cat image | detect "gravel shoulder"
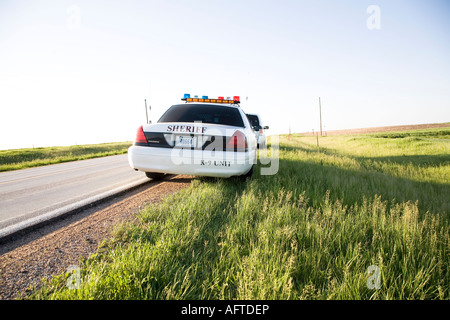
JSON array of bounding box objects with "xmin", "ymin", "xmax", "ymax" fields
[{"xmin": 0, "ymin": 175, "xmax": 192, "ymax": 300}]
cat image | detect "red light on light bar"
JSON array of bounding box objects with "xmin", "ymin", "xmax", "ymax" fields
[
  {"xmin": 218, "ymin": 96, "xmax": 224, "ymax": 100},
  {"xmin": 233, "ymin": 96, "xmax": 240, "ymax": 102}
]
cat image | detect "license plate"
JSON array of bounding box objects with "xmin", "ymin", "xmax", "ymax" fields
[{"xmin": 175, "ymin": 135, "xmax": 197, "ymax": 148}]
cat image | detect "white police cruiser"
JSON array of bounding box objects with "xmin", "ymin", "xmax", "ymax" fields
[{"xmin": 128, "ymin": 94, "xmax": 257, "ymax": 180}]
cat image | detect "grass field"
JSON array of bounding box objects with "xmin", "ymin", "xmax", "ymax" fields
[
  {"xmin": 30, "ymin": 128, "xmax": 449, "ymax": 300},
  {"xmin": 0, "ymin": 142, "xmax": 132, "ymax": 172}
]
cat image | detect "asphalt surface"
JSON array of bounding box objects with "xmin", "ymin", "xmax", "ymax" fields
[{"xmin": 0, "ymin": 154, "xmax": 149, "ymax": 239}]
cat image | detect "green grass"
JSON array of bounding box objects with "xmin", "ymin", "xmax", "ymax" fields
[
  {"xmin": 29, "ymin": 128, "xmax": 449, "ymax": 300},
  {"xmin": 0, "ymin": 142, "xmax": 132, "ymax": 172}
]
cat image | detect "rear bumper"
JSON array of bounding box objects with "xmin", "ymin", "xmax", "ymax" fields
[
  {"xmin": 128, "ymin": 146, "xmax": 256, "ymax": 178},
  {"xmin": 257, "ymin": 135, "xmax": 266, "ymax": 147}
]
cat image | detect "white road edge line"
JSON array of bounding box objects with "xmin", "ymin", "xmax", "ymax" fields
[{"xmin": 0, "ymin": 177, "xmax": 150, "ymax": 240}]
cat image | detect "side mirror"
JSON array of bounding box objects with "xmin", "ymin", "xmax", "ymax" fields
[{"xmin": 263, "ymin": 126, "xmax": 269, "ymax": 130}]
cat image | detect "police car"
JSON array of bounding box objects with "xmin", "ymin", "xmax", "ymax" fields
[
  {"xmin": 128, "ymin": 94, "xmax": 257, "ymax": 180},
  {"xmin": 246, "ymin": 113, "xmax": 269, "ymax": 149}
]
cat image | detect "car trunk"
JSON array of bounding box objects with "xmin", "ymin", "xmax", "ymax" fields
[{"xmin": 137, "ymin": 123, "xmax": 247, "ymax": 152}]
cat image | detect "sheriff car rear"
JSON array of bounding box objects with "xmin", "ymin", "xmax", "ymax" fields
[{"xmin": 128, "ymin": 95, "xmax": 257, "ymax": 179}]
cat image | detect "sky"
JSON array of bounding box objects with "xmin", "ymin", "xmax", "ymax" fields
[{"xmin": 0, "ymin": 0, "xmax": 449, "ymax": 150}]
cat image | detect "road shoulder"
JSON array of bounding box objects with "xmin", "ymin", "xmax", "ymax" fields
[{"xmin": 0, "ymin": 175, "xmax": 192, "ymax": 300}]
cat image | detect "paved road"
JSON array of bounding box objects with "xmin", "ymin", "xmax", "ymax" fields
[{"xmin": 0, "ymin": 154, "xmax": 149, "ymax": 238}]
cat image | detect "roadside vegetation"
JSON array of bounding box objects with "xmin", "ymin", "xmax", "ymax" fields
[
  {"xmin": 30, "ymin": 128, "xmax": 449, "ymax": 299},
  {"xmin": 0, "ymin": 142, "xmax": 132, "ymax": 172}
]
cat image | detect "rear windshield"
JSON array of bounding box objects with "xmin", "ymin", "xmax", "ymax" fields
[
  {"xmin": 158, "ymin": 104, "xmax": 245, "ymax": 127},
  {"xmin": 246, "ymin": 114, "xmax": 260, "ymax": 127}
]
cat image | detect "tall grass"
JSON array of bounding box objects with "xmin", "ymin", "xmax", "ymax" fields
[
  {"xmin": 30, "ymin": 129, "xmax": 449, "ymax": 300},
  {"xmin": 0, "ymin": 142, "xmax": 132, "ymax": 172}
]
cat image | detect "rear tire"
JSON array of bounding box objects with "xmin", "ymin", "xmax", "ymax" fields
[
  {"xmin": 239, "ymin": 165, "xmax": 255, "ymax": 181},
  {"xmin": 145, "ymin": 172, "xmax": 165, "ymax": 180}
]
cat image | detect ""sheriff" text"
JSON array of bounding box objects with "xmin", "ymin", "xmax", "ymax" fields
[{"xmin": 167, "ymin": 125, "xmax": 207, "ymax": 133}]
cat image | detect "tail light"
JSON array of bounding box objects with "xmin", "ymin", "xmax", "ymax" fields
[
  {"xmin": 226, "ymin": 130, "xmax": 247, "ymax": 152},
  {"xmin": 134, "ymin": 126, "xmax": 148, "ymax": 144}
]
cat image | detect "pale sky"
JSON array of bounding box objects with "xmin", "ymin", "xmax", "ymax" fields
[{"xmin": 1, "ymin": 0, "xmax": 449, "ymax": 150}]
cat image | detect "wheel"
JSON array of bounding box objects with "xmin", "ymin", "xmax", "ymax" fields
[
  {"xmin": 239, "ymin": 165, "xmax": 255, "ymax": 181},
  {"xmin": 145, "ymin": 172, "xmax": 165, "ymax": 180}
]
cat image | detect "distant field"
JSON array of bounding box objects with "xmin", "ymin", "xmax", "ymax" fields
[
  {"xmin": 31, "ymin": 127, "xmax": 449, "ymax": 300},
  {"xmin": 301, "ymin": 122, "xmax": 450, "ymax": 136},
  {"xmin": 0, "ymin": 142, "xmax": 132, "ymax": 172}
]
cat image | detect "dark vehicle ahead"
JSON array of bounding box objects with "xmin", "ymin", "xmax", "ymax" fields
[{"xmin": 246, "ymin": 113, "xmax": 269, "ymax": 148}]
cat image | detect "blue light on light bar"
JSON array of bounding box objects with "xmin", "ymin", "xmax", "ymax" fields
[
  {"xmin": 202, "ymin": 95, "xmax": 208, "ymax": 99},
  {"xmin": 183, "ymin": 93, "xmax": 190, "ymax": 99}
]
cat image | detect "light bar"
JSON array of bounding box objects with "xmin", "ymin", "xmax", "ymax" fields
[{"xmin": 182, "ymin": 94, "xmax": 240, "ymax": 104}]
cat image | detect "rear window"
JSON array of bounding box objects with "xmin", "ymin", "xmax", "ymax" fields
[
  {"xmin": 246, "ymin": 114, "xmax": 260, "ymax": 127},
  {"xmin": 158, "ymin": 104, "xmax": 245, "ymax": 127}
]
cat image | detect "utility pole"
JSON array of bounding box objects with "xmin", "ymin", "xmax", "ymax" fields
[
  {"xmin": 319, "ymin": 97, "xmax": 323, "ymax": 137},
  {"xmin": 145, "ymin": 99, "xmax": 149, "ymax": 124}
]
